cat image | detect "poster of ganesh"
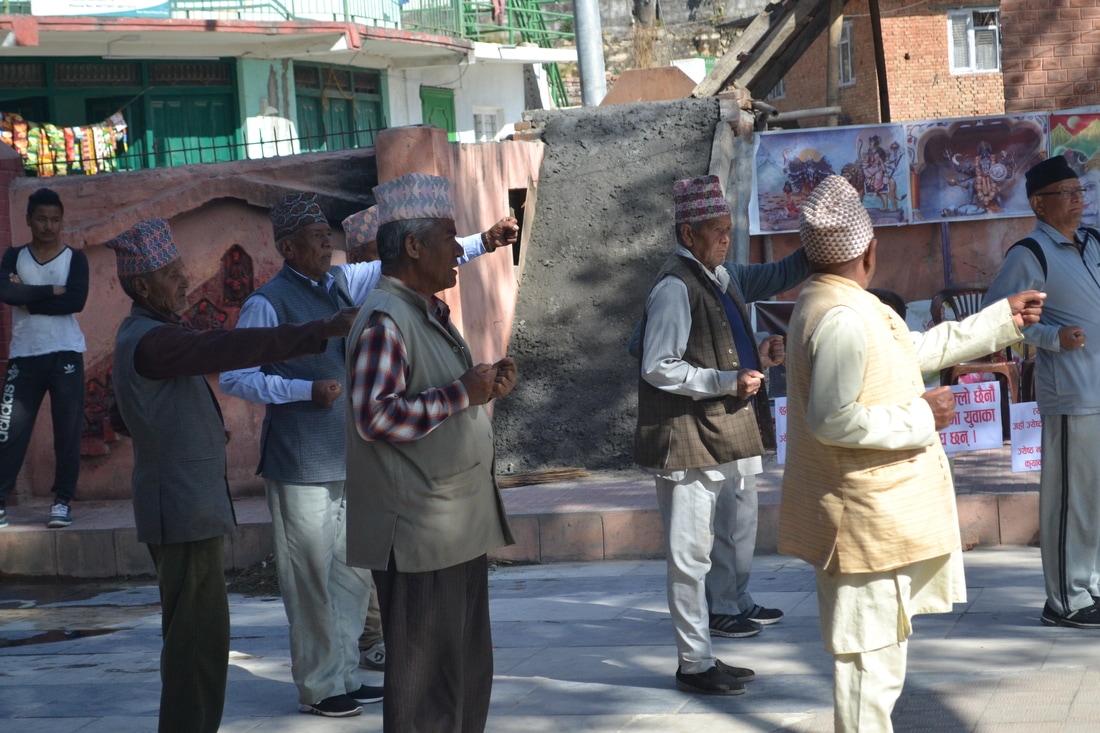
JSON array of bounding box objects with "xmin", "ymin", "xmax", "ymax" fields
[
  {"xmin": 750, "ymin": 123, "xmax": 910, "ymax": 234},
  {"xmin": 906, "ymin": 114, "xmax": 1048, "ymax": 224}
]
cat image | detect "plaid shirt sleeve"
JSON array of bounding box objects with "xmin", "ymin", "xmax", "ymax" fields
[{"xmin": 349, "ymin": 312, "xmax": 470, "ymax": 442}]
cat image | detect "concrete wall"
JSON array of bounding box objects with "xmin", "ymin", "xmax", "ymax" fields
[
  {"xmin": 1, "ymin": 132, "xmax": 542, "ymax": 504},
  {"xmin": 388, "ymin": 64, "xmax": 529, "ymax": 141},
  {"xmin": 495, "ymin": 97, "xmax": 722, "ymax": 472}
]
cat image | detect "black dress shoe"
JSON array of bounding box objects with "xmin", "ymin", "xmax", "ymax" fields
[
  {"xmin": 1041, "ymin": 601, "xmax": 1100, "ymax": 629},
  {"xmin": 675, "ymin": 664, "xmax": 746, "ymax": 695}
]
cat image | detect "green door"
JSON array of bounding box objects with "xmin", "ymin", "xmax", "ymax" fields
[
  {"xmin": 419, "ymin": 87, "xmax": 456, "ymax": 142},
  {"xmin": 149, "ymin": 94, "xmax": 235, "ymax": 168}
]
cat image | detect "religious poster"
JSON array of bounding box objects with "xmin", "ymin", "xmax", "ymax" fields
[
  {"xmin": 1009, "ymin": 401, "xmax": 1043, "ymax": 473},
  {"xmin": 937, "ymin": 382, "xmax": 1003, "ymax": 455},
  {"xmin": 750, "ymin": 123, "xmax": 911, "ymax": 234},
  {"xmin": 1049, "ymin": 109, "xmax": 1100, "ymax": 228},
  {"xmin": 906, "ymin": 114, "xmax": 1048, "ymax": 223}
]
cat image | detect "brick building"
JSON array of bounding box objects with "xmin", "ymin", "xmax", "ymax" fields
[
  {"xmin": 770, "ymin": 0, "xmax": 1006, "ymax": 125},
  {"xmin": 768, "ymin": 0, "xmax": 1100, "ymax": 126}
]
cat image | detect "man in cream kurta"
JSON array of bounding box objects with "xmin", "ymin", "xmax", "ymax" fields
[{"xmin": 778, "ymin": 176, "xmax": 1046, "ymax": 733}]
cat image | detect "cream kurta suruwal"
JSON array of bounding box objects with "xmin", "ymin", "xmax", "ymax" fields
[{"xmin": 778, "ymin": 274, "xmax": 1021, "ymax": 574}]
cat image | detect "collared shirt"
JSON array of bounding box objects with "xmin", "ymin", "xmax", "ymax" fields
[
  {"xmin": 219, "ymin": 233, "xmax": 485, "ymax": 404},
  {"xmin": 349, "ymin": 295, "xmax": 469, "ymax": 442},
  {"xmin": 640, "ymin": 246, "xmax": 762, "ymax": 480}
]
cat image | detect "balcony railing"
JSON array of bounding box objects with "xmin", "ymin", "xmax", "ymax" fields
[{"xmin": 0, "ymin": 0, "xmax": 576, "ymax": 42}]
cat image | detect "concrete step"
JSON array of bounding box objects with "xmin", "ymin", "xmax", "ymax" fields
[{"xmin": 0, "ymin": 447, "xmax": 1040, "ymax": 579}]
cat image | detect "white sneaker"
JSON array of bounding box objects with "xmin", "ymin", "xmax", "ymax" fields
[{"xmin": 358, "ymin": 639, "xmax": 385, "ymax": 670}]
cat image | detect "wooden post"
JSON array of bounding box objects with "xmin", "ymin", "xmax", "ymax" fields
[{"xmin": 825, "ymin": 0, "xmax": 843, "ymax": 126}]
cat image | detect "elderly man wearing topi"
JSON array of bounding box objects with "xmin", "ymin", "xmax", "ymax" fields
[
  {"xmin": 345, "ymin": 172, "xmax": 517, "ymax": 733},
  {"xmin": 986, "ymin": 155, "xmax": 1100, "ymax": 629},
  {"xmin": 106, "ymin": 219, "xmax": 358, "ymax": 733},
  {"xmin": 634, "ymin": 174, "xmax": 775, "ymax": 696},
  {"xmin": 778, "ymin": 175, "xmax": 1045, "ymax": 732}
]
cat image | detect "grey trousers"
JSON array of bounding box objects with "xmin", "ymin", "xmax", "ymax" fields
[
  {"xmin": 266, "ymin": 479, "xmax": 372, "ymax": 704},
  {"xmin": 1040, "ymin": 413, "xmax": 1100, "ymax": 615},
  {"xmin": 706, "ymin": 473, "xmax": 758, "ymax": 616}
]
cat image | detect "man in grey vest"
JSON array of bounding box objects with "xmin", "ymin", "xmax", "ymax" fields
[
  {"xmin": 345, "ymin": 173, "xmax": 516, "ymax": 733},
  {"xmin": 106, "ymin": 218, "xmax": 357, "ymax": 733},
  {"xmin": 219, "ymin": 192, "xmax": 516, "ymax": 717},
  {"xmin": 635, "ymin": 175, "xmax": 770, "ymax": 696}
]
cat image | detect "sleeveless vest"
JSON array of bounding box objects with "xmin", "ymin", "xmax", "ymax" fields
[
  {"xmin": 113, "ymin": 307, "xmax": 236, "ymax": 545},
  {"xmin": 251, "ymin": 265, "xmax": 352, "ymax": 483},
  {"xmin": 345, "ymin": 277, "xmax": 513, "ymax": 573},
  {"xmin": 634, "ymin": 254, "xmax": 771, "ymax": 470},
  {"xmin": 778, "ymin": 274, "xmax": 958, "ymax": 573}
]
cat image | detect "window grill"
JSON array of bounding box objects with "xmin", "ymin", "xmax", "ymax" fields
[
  {"xmin": 0, "ymin": 62, "xmax": 46, "ymax": 88},
  {"xmin": 54, "ymin": 63, "xmax": 141, "ymax": 87},
  {"xmin": 149, "ymin": 61, "xmax": 232, "ymax": 86}
]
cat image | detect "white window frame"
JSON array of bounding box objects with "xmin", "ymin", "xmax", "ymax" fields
[
  {"xmin": 766, "ymin": 78, "xmax": 786, "ymax": 101},
  {"xmin": 948, "ymin": 8, "xmax": 1001, "ymax": 75},
  {"xmin": 838, "ymin": 21, "xmax": 855, "ymax": 87},
  {"xmin": 473, "ymin": 107, "xmax": 502, "ymax": 143}
]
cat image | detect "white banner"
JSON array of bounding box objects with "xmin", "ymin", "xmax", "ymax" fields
[
  {"xmin": 774, "ymin": 397, "xmax": 787, "ymax": 465},
  {"xmin": 30, "ymin": 0, "xmax": 169, "ymax": 17},
  {"xmin": 937, "ymin": 381, "xmax": 1002, "ymax": 455},
  {"xmin": 1009, "ymin": 401, "xmax": 1043, "ymax": 472}
]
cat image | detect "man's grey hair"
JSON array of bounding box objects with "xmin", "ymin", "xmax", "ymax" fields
[{"xmin": 377, "ymin": 218, "xmax": 440, "ymax": 265}]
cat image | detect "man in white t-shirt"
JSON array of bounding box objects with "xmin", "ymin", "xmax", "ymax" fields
[{"xmin": 0, "ymin": 188, "xmax": 88, "ymax": 529}]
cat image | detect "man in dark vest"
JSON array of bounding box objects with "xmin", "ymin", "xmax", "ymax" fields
[
  {"xmin": 635, "ymin": 174, "xmax": 769, "ymax": 696},
  {"xmin": 107, "ymin": 218, "xmax": 357, "ymax": 733},
  {"xmin": 345, "ymin": 173, "xmax": 516, "ymax": 733},
  {"xmin": 219, "ymin": 192, "xmax": 517, "ymax": 717}
]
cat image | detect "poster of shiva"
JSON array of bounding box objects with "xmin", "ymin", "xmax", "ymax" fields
[
  {"xmin": 906, "ymin": 114, "xmax": 1047, "ymax": 223},
  {"xmin": 1049, "ymin": 109, "xmax": 1100, "ymax": 228},
  {"xmin": 750, "ymin": 124, "xmax": 910, "ymax": 234}
]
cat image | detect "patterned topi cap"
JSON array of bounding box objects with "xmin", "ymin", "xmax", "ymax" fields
[
  {"xmin": 270, "ymin": 192, "xmax": 329, "ymax": 243},
  {"xmin": 373, "ymin": 173, "xmax": 454, "ymax": 227},
  {"xmin": 798, "ymin": 175, "xmax": 874, "ymax": 265},
  {"xmin": 673, "ymin": 175, "xmax": 731, "ymax": 226},
  {"xmin": 104, "ymin": 219, "xmax": 181, "ymax": 278},
  {"xmin": 1025, "ymin": 155, "xmax": 1078, "ymax": 197},
  {"xmin": 342, "ymin": 205, "xmax": 379, "ymax": 252}
]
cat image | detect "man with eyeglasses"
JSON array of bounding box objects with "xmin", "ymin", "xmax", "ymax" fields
[{"xmin": 987, "ymin": 155, "xmax": 1100, "ymax": 629}]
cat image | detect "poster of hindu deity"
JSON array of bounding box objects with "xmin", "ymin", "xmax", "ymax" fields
[
  {"xmin": 906, "ymin": 114, "xmax": 1048, "ymax": 224},
  {"xmin": 750, "ymin": 124, "xmax": 910, "ymax": 234},
  {"xmin": 1049, "ymin": 109, "xmax": 1100, "ymax": 228}
]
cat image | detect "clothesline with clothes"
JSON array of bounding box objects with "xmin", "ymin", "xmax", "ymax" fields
[{"xmin": 0, "ymin": 110, "xmax": 128, "ymax": 177}]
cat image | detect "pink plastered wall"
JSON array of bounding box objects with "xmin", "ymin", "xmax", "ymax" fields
[{"xmin": 2, "ymin": 131, "xmax": 543, "ymax": 503}]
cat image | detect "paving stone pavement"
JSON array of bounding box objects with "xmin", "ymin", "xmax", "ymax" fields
[{"xmin": 2, "ymin": 546, "xmax": 1099, "ymax": 732}]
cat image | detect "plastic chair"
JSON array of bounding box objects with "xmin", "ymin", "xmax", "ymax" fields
[{"xmin": 930, "ymin": 282, "xmax": 1020, "ymax": 437}]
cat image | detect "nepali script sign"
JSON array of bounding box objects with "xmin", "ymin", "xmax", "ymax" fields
[
  {"xmin": 937, "ymin": 382, "xmax": 1002, "ymax": 454},
  {"xmin": 774, "ymin": 397, "xmax": 787, "ymax": 465},
  {"xmin": 1009, "ymin": 401, "xmax": 1042, "ymax": 472}
]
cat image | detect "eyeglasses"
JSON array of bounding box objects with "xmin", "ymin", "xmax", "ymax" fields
[{"xmin": 1035, "ymin": 187, "xmax": 1088, "ymax": 200}]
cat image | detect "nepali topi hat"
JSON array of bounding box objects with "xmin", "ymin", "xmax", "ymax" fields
[
  {"xmin": 798, "ymin": 175, "xmax": 874, "ymax": 265},
  {"xmin": 104, "ymin": 219, "xmax": 181, "ymax": 277},
  {"xmin": 374, "ymin": 174, "xmax": 454, "ymax": 227},
  {"xmin": 270, "ymin": 192, "xmax": 328, "ymax": 243},
  {"xmin": 342, "ymin": 205, "xmax": 379, "ymax": 252},
  {"xmin": 673, "ymin": 175, "xmax": 731, "ymax": 226},
  {"xmin": 1025, "ymin": 155, "xmax": 1078, "ymax": 198}
]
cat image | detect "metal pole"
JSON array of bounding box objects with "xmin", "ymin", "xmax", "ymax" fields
[{"xmin": 572, "ymin": 0, "xmax": 607, "ymax": 106}]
